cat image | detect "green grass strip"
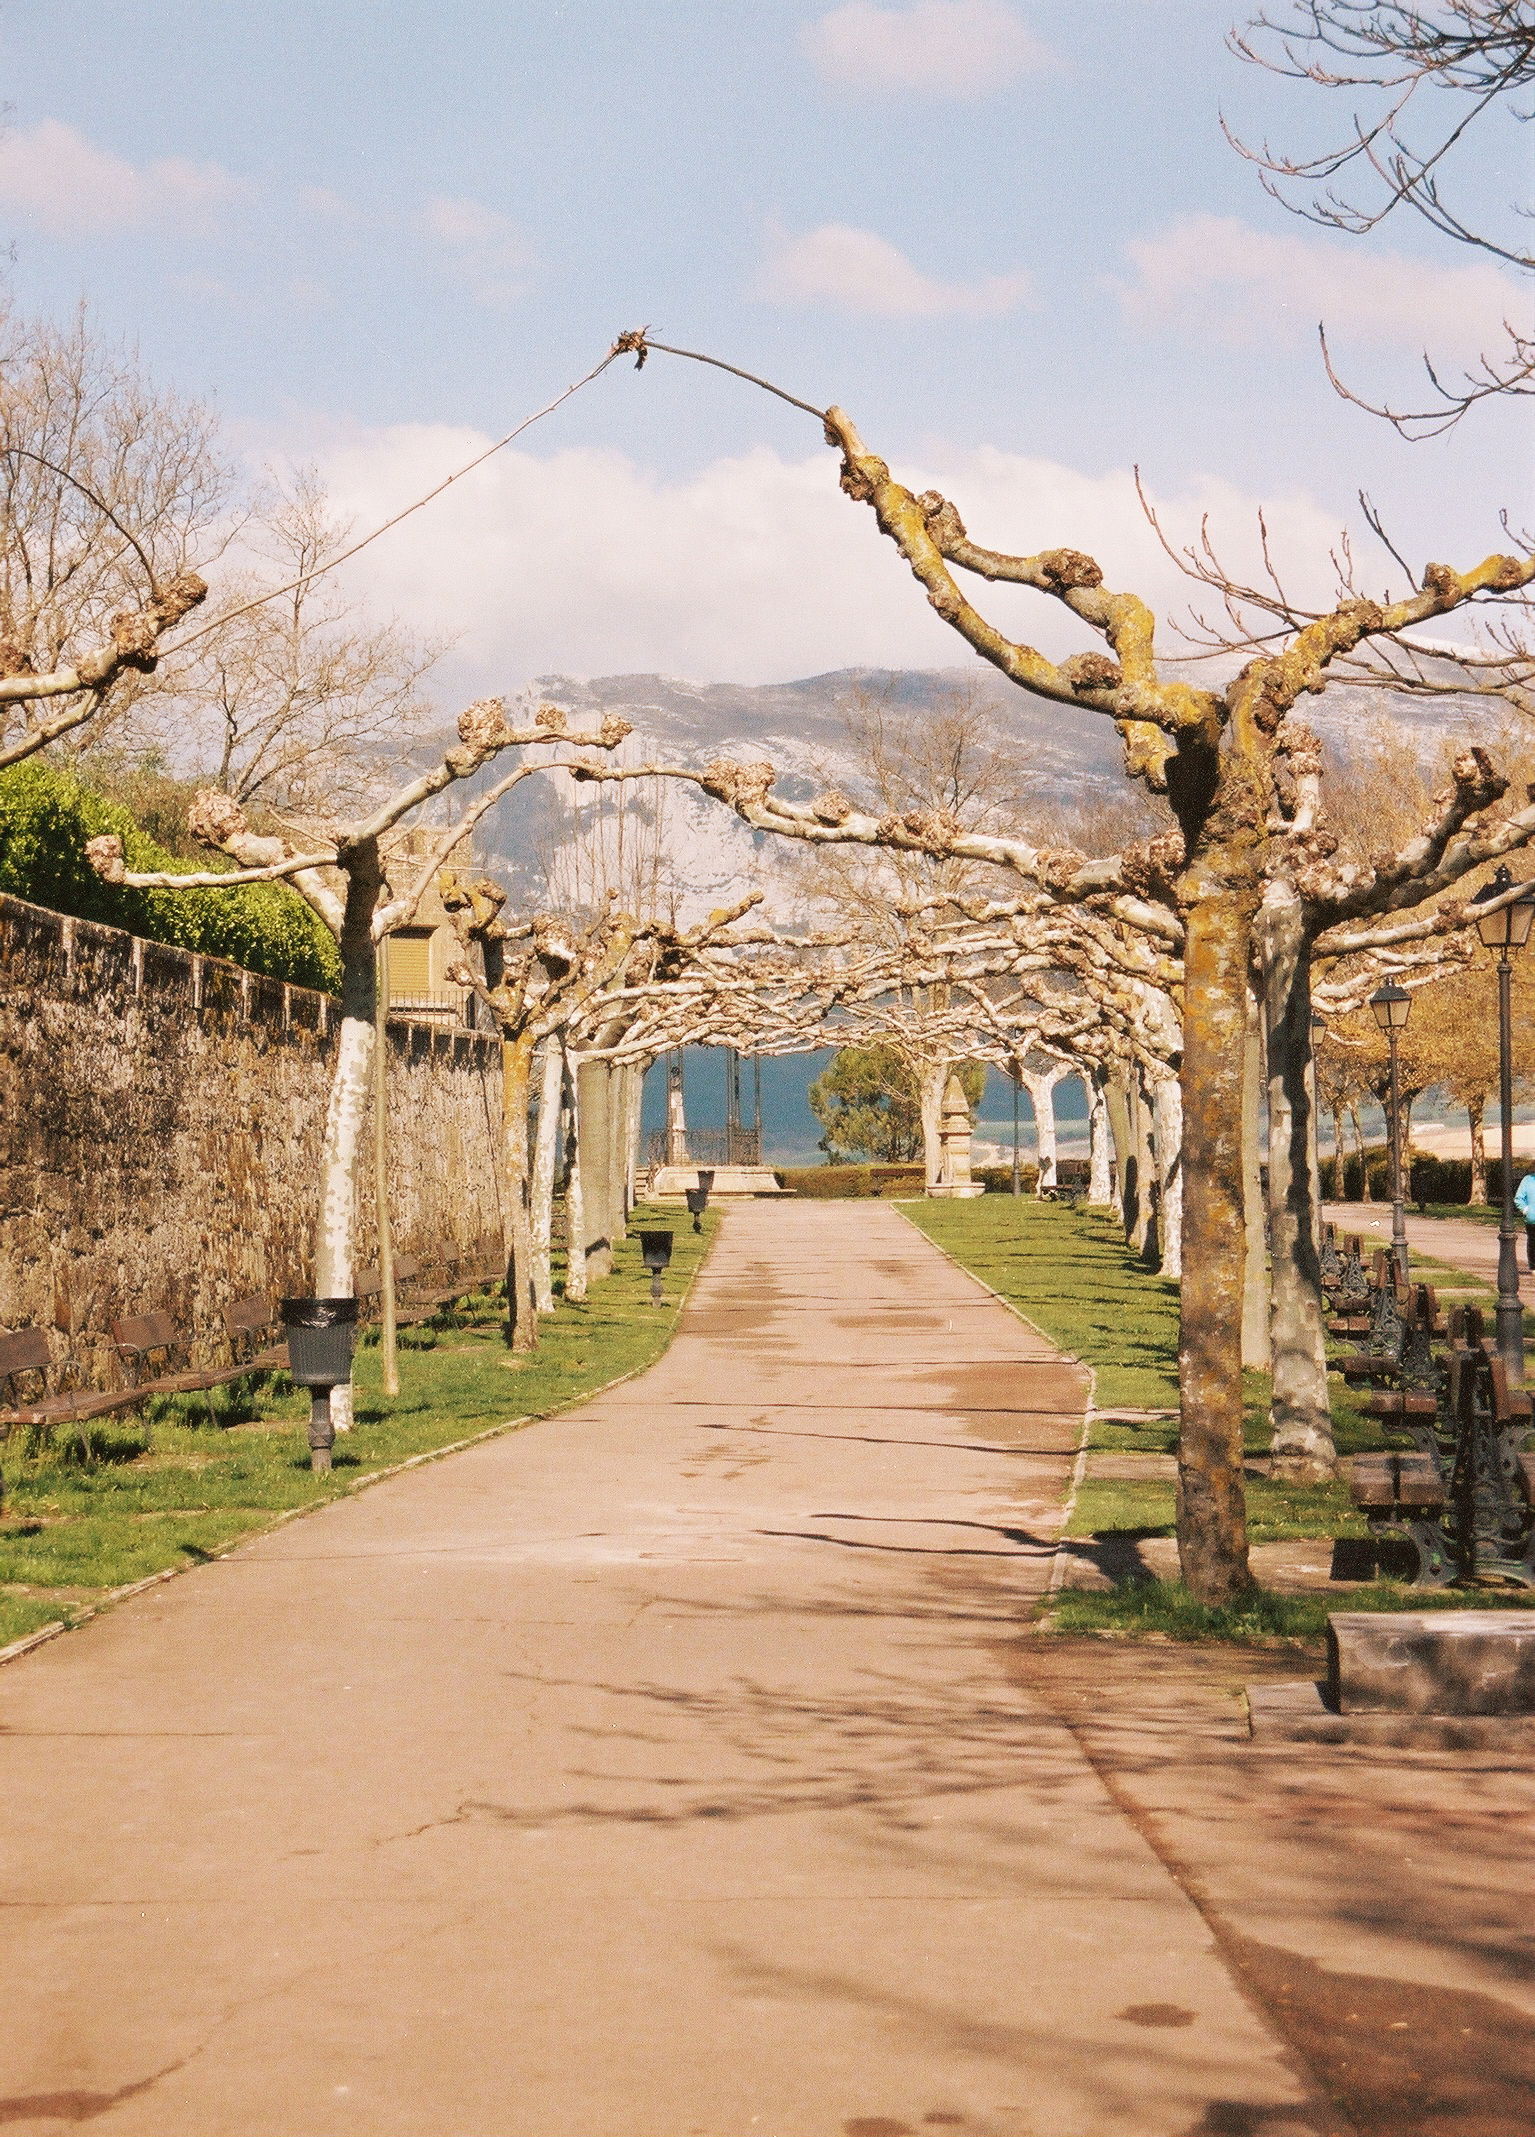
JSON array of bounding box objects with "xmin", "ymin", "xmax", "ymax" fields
[{"xmin": 0, "ymin": 1206, "xmax": 716, "ymax": 1651}]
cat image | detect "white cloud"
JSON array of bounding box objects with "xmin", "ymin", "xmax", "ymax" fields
[
  {"xmin": 0, "ymin": 118, "xmax": 244, "ymax": 238},
  {"xmin": 301, "ymin": 423, "xmax": 1343, "ymax": 693},
  {"xmin": 757, "ymin": 223, "xmax": 1032, "ymax": 317},
  {"xmin": 1114, "ymin": 213, "xmax": 1527, "ymax": 357},
  {"xmin": 804, "ymin": 0, "xmax": 1049, "ymax": 95},
  {"xmin": 415, "ymin": 194, "xmax": 532, "ymax": 306}
]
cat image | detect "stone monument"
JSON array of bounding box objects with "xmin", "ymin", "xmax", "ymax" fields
[{"xmin": 930, "ymin": 1070, "xmax": 985, "ymax": 1198}]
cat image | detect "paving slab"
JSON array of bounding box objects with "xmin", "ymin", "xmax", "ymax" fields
[{"xmin": 0, "ymin": 1202, "xmax": 1324, "ymax": 2137}]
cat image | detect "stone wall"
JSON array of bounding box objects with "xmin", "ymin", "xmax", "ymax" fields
[{"xmin": 0, "ymin": 893, "xmax": 504, "ymax": 1374}]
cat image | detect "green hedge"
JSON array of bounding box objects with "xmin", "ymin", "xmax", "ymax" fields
[
  {"xmin": 0, "ymin": 760, "xmax": 341, "ymax": 993},
  {"xmin": 1323, "ymin": 1147, "xmax": 1535, "ymax": 1207},
  {"xmin": 775, "ymin": 1164, "xmax": 927, "ymax": 1199},
  {"xmin": 975, "ymin": 1163, "xmax": 1042, "ymax": 1194}
]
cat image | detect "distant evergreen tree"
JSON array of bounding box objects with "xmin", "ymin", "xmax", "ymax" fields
[{"xmin": 809, "ymin": 1045, "xmax": 983, "ymax": 1164}]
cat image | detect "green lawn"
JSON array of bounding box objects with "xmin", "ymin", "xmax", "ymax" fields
[
  {"xmin": 897, "ymin": 1193, "xmax": 1535, "ymax": 1636},
  {"xmin": 0, "ymin": 1206, "xmax": 716, "ymax": 1651}
]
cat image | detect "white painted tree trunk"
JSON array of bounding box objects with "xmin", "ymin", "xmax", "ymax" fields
[
  {"xmin": 1088, "ymin": 1075, "xmax": 1114, "ymax": 1204},
  {"xmin": 562, "ymin": 1051, "xmax": 587, "ymax": 1303},
  {"xmin": 314, "ymin": 851, "xmax": 383, "ymax": 1431},
  {"xmin": 919, "ymin": 1059, "xmax": 948, "ymax": 1191},
  {"xmin": 1151, "ymin": 1072, "xmax": 1183, "ymax": 1278},
  {"xmin": 1258, "ymin": 894, "xmax": 1335, "ymax": 1478},
  {"xmin": 576, "ymin": 1056, "xmax": 613, "ymax": 1281},
  {"xmin": 1023, "ymin": 1072, "xmax": 1058, "ymax": 1192},
  {"xmin": 623, "ymin": 1060, "xmax": 647, "ymax": 1213},
  {"xmin": 530, "ymin": 1038, "xmax": 562, "ymax": 1315}
]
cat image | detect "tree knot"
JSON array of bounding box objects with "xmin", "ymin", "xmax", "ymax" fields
[
  {"xmin": 1061, "ymin": 651, "xmax": 1122, "ymax": 694},
  {"xmin": 1451, "ymin": 745, "xmax": 1506, "ymax": 808},
  {"xmin": 84, "ymin": 834, "xmax": 125, "ymax": 883},
  {"xmin": 810, "ymin": 788, "xmax": 853, "ymax": 824},
  {"xmin": 701, "ymin": 758, "xmax": 776, "ymax": 811},
  {"xmin": 915, "ymin": 490, "xmax": 968, "ymax": 546},
  {"xmin": 186, "ymin": 787, "xmax": 249, "ymax": 850},
  {"xmin": 1037, "ymin": 548, "xmax": 1103, "ymax": 593}
]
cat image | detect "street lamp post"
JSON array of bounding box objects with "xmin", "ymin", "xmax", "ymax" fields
[
  {"xmin": 1369, "ymin": 982, "xmax": 1412, "ymax": 1286},
  {"xmin": 1469, "ymin": 866, "xmax": 1535, "ymax": 1380},
  {"xmin": 1011, "ymin": 1067, "xmax": 1022, "ymax": 1197}
]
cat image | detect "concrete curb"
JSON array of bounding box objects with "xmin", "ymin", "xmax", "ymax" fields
[
  {"xmin": 0, "ymin": 1219, "xmax": 722, "ymax": 1674},
  {"xmin": 887, "ymin": 1201, "xmax": 1097, "ymax": 1594}
]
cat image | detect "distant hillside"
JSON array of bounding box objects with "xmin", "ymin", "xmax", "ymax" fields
[{"xmin": 449, "ymin": 661, "xmax": 1507, "ymax": 919}]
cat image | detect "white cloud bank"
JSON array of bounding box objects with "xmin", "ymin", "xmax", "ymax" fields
[
  {"xmin": 0, "ymin": 119, "xmax": 245, "ymax": 238},
  {"xmin": 758, "ymin": 223, "xmax": 1032, "ymax": 317},
  {"xmin": 1115, "ymin": 213, "xmax": 1528, "ymax": 357},
  {"xmin": 304, "ymin": 424, "xmax": 1345, "ymax": 693},
  {"xmin": 804, "ymin": 0, "xmax": 1049, "ymax": 95}
]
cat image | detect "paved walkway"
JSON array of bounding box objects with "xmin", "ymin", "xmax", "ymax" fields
[
  {"xmin": 1324, "ymin": 1200, "xmax": 1534, "ymax": 1298},
  {"xmin": 3, "ymin": 1204, "xmax": 1333, "ymax": 2136}
]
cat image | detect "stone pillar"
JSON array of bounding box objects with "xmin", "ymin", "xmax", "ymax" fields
[{"xmin": 931, "ymin": 1070, "xmax": 985, "ymax": 1198}]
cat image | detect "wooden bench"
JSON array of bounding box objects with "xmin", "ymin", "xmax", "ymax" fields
[
  {"xmin": 1040, "ymin": 1159, "xmax": 1091, "ymax": 1206},
  {"xmin": 0, "ymin": 1327, "xmax": 153, "ymax": 1443},
  {"xmin": 1348, "ymin": 1450, "xmax": 1453, "ymax": 1586},
  {"xmin": 222, "ymin": 1293, "xmax": 288, "ymax": 1372}
]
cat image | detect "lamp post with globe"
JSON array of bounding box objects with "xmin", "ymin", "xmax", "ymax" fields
[
  {"xmin": 1369, "ymin": 982, "xmax": 1413, "ymax": 1287},
  {"xmin": 1468, "ymin": 866, "xmax": 1535, "ymax": 1379}
]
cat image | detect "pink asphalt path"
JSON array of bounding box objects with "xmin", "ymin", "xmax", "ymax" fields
[{"xmin": 0, "ymin": 1202, "xmax": 1324, "ymax": 2137}]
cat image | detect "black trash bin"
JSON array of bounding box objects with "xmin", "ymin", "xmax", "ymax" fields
[
  {"xmin": 639, "ymin": 1230, "xmax": 674, "ymax": 1304},
  {"xmin": 280, "ymin": 1297, "xmax": 359, "ymax": 1473}
]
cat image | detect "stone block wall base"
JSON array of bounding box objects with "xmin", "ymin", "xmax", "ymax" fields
[
  {"xmin": 1248, "ymin": 1678, "xmax": 1535, "ymax": 1749},
  {"xmin": 927, "ymin": 1183, "xmax": 985, "ymax": 1199}
]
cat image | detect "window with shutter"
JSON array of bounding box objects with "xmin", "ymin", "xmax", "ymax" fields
[{"xmin": 387, "ymin": 929, "xmax": 433, "ymax": 998}]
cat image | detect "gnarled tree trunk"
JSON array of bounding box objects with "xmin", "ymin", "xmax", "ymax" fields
[
  {"xmin": 1175, "ymin": 875, "xmax": 1254, "ymax": 1605},
  {"xmin": 562, "ymin": 1052, "xmax": 587, "ymax": 1303},
  {"xmin": 1469, "ymin": 1095, "xmax": 1489, "ymax": 1205},
  {"xmin": 500, "ymin": 1034, "xmax": 539, "ymax": 1350},
  {"xmin": 919, "ymin": 1058, "xmax": 949, "ymax": 1192}
]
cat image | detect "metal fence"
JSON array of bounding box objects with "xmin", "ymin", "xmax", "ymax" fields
[{"xmin": 644, "ymin": 1126, "xmax": 762, "ymax": 1168}]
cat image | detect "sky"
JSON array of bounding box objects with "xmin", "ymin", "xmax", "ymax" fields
[{"xmin": 0, "ymin": 0, "xmax": 1529, "ymax": 699}]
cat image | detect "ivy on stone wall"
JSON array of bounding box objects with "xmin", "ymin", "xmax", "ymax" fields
[{"xmin": 0, "ymin": 760, "xmax": 342, "ymax": 993}]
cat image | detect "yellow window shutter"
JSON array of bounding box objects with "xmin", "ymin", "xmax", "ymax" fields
[{"xmin": 387, "ymin": 929, "xmax": 433, "ymax": 997}]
